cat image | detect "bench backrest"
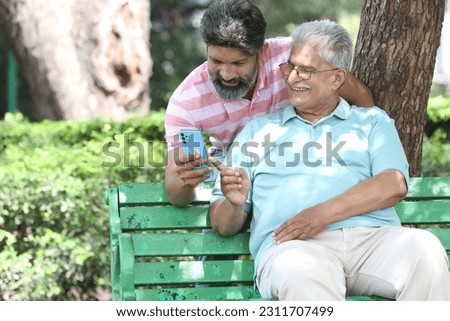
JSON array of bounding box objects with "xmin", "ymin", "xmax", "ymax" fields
[{"xmin": 105, "ymin": 177, "xmax": 450, "ymax": 300}]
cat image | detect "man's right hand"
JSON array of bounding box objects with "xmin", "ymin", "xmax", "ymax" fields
[
  {"xmin": 210, "ymin": 157, "xmax": 250, "ymax": 206},
  {"xmin": 165, "ymin": 148, "xmax": 214, "ymax": 206},
  {"xmin": 174, "ymin": 151, "xmax": 213, "ymax": 188}
]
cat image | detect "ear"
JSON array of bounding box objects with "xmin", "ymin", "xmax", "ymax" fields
[
  {"xmin": 258, "ymin": 41, "xmax": 269, "ymax": 63},
  {"xmin": 332, "ymin": 69, "xmax": 347, "ymax": 90}
]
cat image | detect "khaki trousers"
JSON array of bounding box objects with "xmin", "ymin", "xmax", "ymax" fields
[{"xmin": 256, "ymin": 226, "xmax": 450, "ymax": 300}]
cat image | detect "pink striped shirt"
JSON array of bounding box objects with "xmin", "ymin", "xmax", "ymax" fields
[{"xmin": 165, "ymin": 37, "xmax": 291, "ymax": 151}]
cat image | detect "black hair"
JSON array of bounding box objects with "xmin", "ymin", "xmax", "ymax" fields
[{"xmin": 200, "ymin": 0, "xmax": 266, "ymax": 55}]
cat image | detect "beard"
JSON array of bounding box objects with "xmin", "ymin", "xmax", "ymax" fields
[{"xmin": 209, "ymin": 66, "xmax": 259, "ymax": 101}]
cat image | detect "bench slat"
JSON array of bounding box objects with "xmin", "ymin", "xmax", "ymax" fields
[
  {"xmin": 135, "ymin": 285, "xmax": 262, "ymax": 301},
  {"xmin": 116, "ymin": 177, "xmax": 450, "ymax": 206},
  {"xmin": 118, "ymin": 182, "xmax": 213, "ymax": 205},
  {"xmin": 131, "ymin": 228, "xmax": 450, "ymax": 256},
  {"xmin": 406, "ymin": 177, "xmax": 450, "ymax": 199},
  {"xmin": 120, "ymin": 201, "xmax": 450, "ymax": 230},
  {"xmin": 132, "ymin": 232, "xmax": 250, "ymax": 256},
  {"xmin": 132, "ymin": 229, "xmax": 449, "ymax": 285},
  {"xmin": 395, "ymin": 201, "xmax": 450, "ymax": 224},
  {"xmin": 134, "ymin": 287, "xmax": 390, "ymax": 301},
  {"xmin": 427, "ymin": 228, "xmax": 450, "ymax": 251},
  {"xmin": 118, "ymin": 183, "xmax": 169, "ymax": 205},
  {"xmin": 135, "ymin": 260, "xmax": 254, "ymax": 285},
  {"xmin": 121, "ymin": 206, "xmax": 210, "ymax": 230}
]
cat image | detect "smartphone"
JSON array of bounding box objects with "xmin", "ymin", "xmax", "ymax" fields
[{"xmin": 179, "ymin": 129, "xmax": 211, "ymax": 177}]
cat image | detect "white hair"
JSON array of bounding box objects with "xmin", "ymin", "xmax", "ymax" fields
[{"xmin": 291, "ymin": 19, "xmax": 353, "ymax": 70}]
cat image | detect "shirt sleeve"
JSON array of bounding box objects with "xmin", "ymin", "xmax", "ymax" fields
[
  {"xmin": 368, "ymin": 109, "xmax": 410, "ymax": 189},
  {"xmin": 164, "ymin": 95, "xmax": 197, "ymax": 150}
]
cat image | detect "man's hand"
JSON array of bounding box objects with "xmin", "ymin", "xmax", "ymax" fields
[
  {"xmin": 165, "ymin": 148, "xmax": 214, "ymax": 206},
  {"xmin": 174, "ymin": 151, "xmax": 213, "ymax": 188},
  {"xmin": 210, "ymin": 157, "xmax": 250, "ymax": 206},
  {"xmin": 272, "ymin": 205, "xmax": 330, "ymax": 244},
  {"xmin": 272, "ymin": 170, "xmax": 407, "ymax": 244}
]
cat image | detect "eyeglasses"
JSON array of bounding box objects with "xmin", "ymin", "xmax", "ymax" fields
[{"xmin": 279, "ymin": 62, "xmax": 339, "ymax": 80}]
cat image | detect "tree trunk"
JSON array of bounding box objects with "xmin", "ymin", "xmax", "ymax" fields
[
  {"xmin": 0, "ymin": 0, "xmax": 151, "ymax": 121},
  {"xmin": 352, "ymin": 0, "xmax": 445, "ymax": 177}
]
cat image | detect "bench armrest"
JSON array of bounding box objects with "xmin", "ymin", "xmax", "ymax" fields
[{"xmin": 119, "ymin": 233, "xmax": 136, "ymax": 300}]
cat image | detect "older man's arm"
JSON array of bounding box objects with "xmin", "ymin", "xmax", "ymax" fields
[
  {"xmin": 273, "ymin": 169, "xmax": 407, "ymax": 243},
  {"xmin": 209, "ymin": 157, "xmax": 250, "ymax": 236},
  {"xmin": 210, "ymin": 199, "xmax": 248, "ymax": 236}
]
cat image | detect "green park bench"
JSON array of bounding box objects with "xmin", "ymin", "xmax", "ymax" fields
[{"xmin": 105, "ymin": 177, "xmax": 450, "ymax": 301}]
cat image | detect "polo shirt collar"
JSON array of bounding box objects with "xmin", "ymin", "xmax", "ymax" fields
[{"xmin": 282, "ymin": 97, "xmax": 351, "ymax": 125}]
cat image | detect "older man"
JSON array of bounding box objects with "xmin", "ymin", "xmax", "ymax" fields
[{"xmin": 209, "ymin": 20, "xmax": 450, "ymax": 300}]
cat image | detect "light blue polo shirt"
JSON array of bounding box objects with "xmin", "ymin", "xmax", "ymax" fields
[{"xmin": 211, "ymin": 98, "xmax": 409, "ymax": 270}]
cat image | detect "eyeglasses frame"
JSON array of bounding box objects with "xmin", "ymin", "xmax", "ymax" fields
[{"xmin": 279, "ymin": 62, "xmax": 339, "ymax": 80}]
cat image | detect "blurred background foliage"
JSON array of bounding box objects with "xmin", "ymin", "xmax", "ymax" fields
[
  {"xmin": 149, "ymin": 0, "xmax": 365, "ymax": 110},
  {"xmin": 0, "ymin": 0, "xmax": 449, "ymax": 300}
]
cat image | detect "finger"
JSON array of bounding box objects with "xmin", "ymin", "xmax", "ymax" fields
[
  {"xmin": 180, "ymin": 156, "xmax": 213, "ymax": 170},
  {"xmin": 195, "ymin": 165, "xmax": 214, "ymax": 176},
  {"xmin": 273, "ymin": 229, "xmax": 300, "ymax": 244},
  {"xmin": 272, "ymin": 220, "xmax": 289, "ymax": 237},
  {"xmin": 175, "ymin": 150, "xmax": 201, "ymax": 166},
  {"xmin": 209, "ymin": 156, "xmax": 228, "ymax": 172},
  {"xmin": 198, "ymin": 157, "xmax": 214, "ymax": 166},
  {"xmin": 221, "ymin": 173, "xmax": 242, "ymax": 185},
  {"xmin": 222, "ymin": 183, "xmax": 244, "ymax": 194},
  {"xmin": 272, "ymin": 222, "xmax": 296, "ymax": 243},
  {"xmin": 188, "ymin": 157, "xmax": 213, "ymax": 168},
  {"xmin": 234, "ymin": 167, "xmax": 249, "ymax": 181},
  {"xmin": 181, "ymin": 175, "xmax": 209, "ymax": 187},
  {"xmin": 178, "ymin": 163, "xmax": 210, "ymax": 174},
  {"xmin": 175, "ymin": 160, "xmax": 199, "ymax": 174}
]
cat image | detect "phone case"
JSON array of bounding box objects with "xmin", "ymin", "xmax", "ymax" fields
[{"xmin": 179, "ymin": 129, "xmax": 211, "ymax": 176}]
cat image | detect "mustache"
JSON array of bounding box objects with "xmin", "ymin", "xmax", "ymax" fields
[{"xmin": 212, "ymin": 74, "xmax": 246, "ymax": 85}]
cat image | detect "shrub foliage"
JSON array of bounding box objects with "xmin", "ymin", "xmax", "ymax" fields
[
  {"xmin": 0, "ymin": 111, "xmax": 166, "ymax": 300},
  {"xmin": 422, "ymin": 93, "xmax": 450, "ymax": 176}
]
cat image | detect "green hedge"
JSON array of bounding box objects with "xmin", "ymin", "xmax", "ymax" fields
[
  {"xmin": 0, "ymin": 111, "xmax": 166, "ymax": 300},
  {"xmin": 422, "ymin": 92, "xmax": 450, "ymax": 176},
  {"xmin": 422, "ymin": 129, "xmax": 450, "ymax": 177},
  {"xmin": 425, "ymin": 92, "xmax": 450, "ymax": 136}
]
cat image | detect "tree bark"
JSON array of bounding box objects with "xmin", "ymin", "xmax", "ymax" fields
[
  {"xmin": 352, "ymin": 0, "xmax": 445, "ymax": 177},
  {"xmin": 0, "ymin": 0, "xmax": 151, "ymax": 121}
]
